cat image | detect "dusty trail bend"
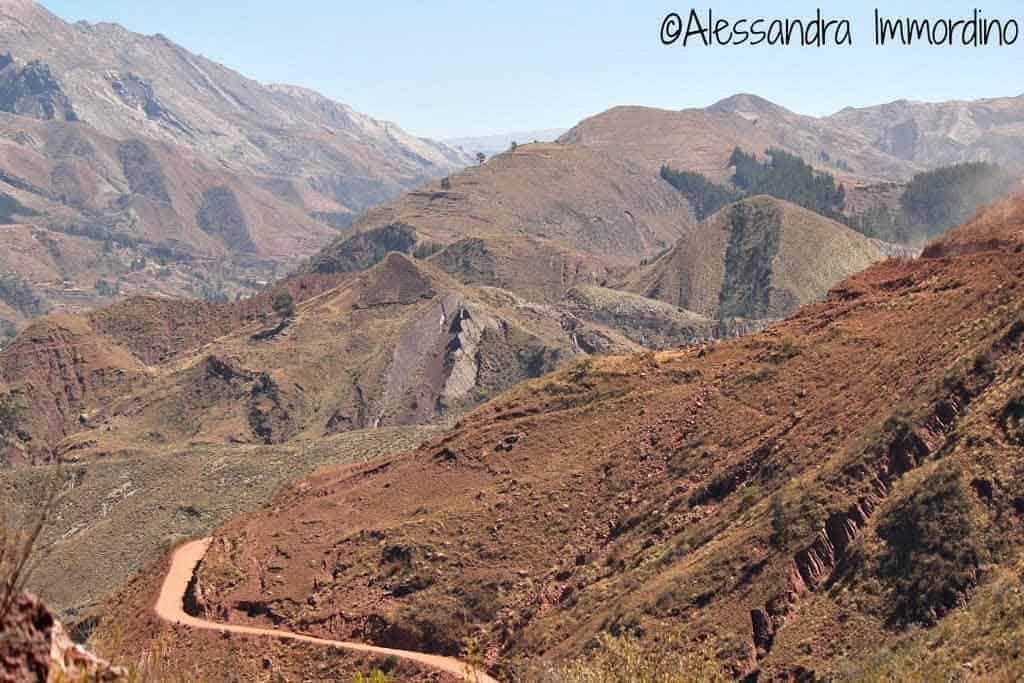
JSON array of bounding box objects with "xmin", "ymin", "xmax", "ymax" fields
[{"xmin": 155, "ymin": 538, "xmax": 499, "ymax": 683}]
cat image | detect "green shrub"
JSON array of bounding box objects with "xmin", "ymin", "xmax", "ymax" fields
[
  {"xmin": 0, "ymin": 193, "xmax": 39, "ymax": 224},
  {"xmin": 413, "ymin": 241, "xmax": 445, "ymax": 259},
  {"xmin": 0, "ymin": 394, "xmax": 18, "ymax": 448},
  {"xmin": 272, "ymin": 292, "xmax": 295, "ymax": 318},
  {"xmin": 352, "ymin": 671, "xmax": 394, "ymax": 683},
  {"xmin": 0, "ymin": 273, "xmax": 44, "ymax": 316},
  {"xmin": 769, "ymin": 492, "xmax": 826, "ymax": 550}
]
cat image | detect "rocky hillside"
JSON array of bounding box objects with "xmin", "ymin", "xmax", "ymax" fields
[
  {"xmin": 0, "ymin": 0, "xmax": 470, "ymax": 328},
  {"xmin": 622, "ymin": 195, "xmax": 885, "ymax": 322},
  {"xmin": 112, "ymin": 193, "xmax": 1024, "ymax": 680}
]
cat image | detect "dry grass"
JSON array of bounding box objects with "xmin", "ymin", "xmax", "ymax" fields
[
  {"xmin": 533, "ymin": 634, "xmax": 730, "ymax": 683},
  {"xmin": 0, "ymin": 464, "xmax": 59, "ymax": 624}
]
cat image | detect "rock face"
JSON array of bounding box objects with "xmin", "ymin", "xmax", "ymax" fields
[
  {"xmin": 0, "ymin": 56, "xmax": 76, "ymax": 121},
  {"xmin": 0, "ymin": 3, "xmax": 469, "ymax": 206},
  {"xmin": 0, "ymin": 253, "xmax": 638, "ymax": 462},
  {"xmin": 827, "ymin": 96, "xmax": 1024, "ymax": 175},
  {"xmin": 0, "ymin": 592, "xmax": 124, "ymax": 682}
]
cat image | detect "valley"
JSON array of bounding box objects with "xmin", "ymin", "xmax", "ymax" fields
[{"xmin": 1, "ymin": 1, "xmax": 1023, "ymax": 680}]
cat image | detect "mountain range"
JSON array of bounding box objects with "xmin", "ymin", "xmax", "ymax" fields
[{"xmin": 2, "ymin": 2, "xmax": 1024, "ymax": 680}]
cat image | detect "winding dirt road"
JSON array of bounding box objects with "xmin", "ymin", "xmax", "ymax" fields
[{"xmin": 156, "ymin": 538, "xmax": 498, "ymax": 682}]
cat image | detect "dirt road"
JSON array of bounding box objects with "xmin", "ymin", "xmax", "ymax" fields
[{"xmin": 155, "ymin": 538, "xmax": 499, "ymax": 682}]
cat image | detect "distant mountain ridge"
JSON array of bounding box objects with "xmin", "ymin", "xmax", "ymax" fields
[
  {"xmin": 564, "ymin": 93, "xmax": 1024, "ymax": 183},
  {"xmin": 0, "ymin": 0, "xmax": 470, "ymax": 200},
  {"xmin": 444, "ymin": 128, "xmax": 568, "ymax": 156}
]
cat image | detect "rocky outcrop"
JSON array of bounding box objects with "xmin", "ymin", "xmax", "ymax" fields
[
  {"xmin": 747, "ymin": 314, "xmax": 1024, "ymax": 670},
  {"xmin": 441, "ymin": 304, "xmax": 500, "ymax": 403},
  {"xmin": 107, "ymin": 71, "xmax": 192, "ymax": 136},
  {"xmin": 248, "ymin": 372, "xmax": 293, "ymax": 444},
  {"xmin": 0, "ymin": 56, "xmax": 76, "ymax": 121},
  {"xmin": 0, "ymin": 592, "xmax": 124, "ymax": 682}
]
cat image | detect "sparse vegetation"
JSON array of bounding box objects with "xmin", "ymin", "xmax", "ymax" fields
[
  {"xmin": 769, "ymin": 492, "xmax": 827, "ymax": 550},
  {"xmin": 95, "ymin": 278, "xmax": 120, "ymax": 297},
  {"xmin": 0, "ymin": 394, "xmax": 18, "ymax": 450},
  {"xmin": 0, "ymin": 459, "xmax": 59, "ymax": 626},
  {"xmin": 843, "ymin": 564, "xmax": 1024, "ymax": 681},
  {"xmin": 413, "ymin": 240, "xmax": 445, "ymax": 259},
  {"xmin": 551, "ymin": 633, "xmax": 729, "ymax": 682},
  {"xmin": 875, "ymin": 467, "xmax": 988, "ymax": 625},
  {"xmin": 0, "ymin": 192, "xmax": 39, "ymax": 224},
  {"xmin": 0, "ymin": 319, "xmax": 15, "ymax": 342},
  {"xmin": 766, "ymin": 336, "xmax": 801, "ymax": 363},
  {"xmin": 0, "ymin": 272, "xmax": 44, "ymax": 316}
]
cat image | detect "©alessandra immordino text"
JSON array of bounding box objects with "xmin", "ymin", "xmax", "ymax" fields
[{"xmin": 661, "ymin": 8, "xmax": 1021, "ymax": 47}]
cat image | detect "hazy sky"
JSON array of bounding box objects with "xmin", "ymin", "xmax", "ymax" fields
[{"xmin": 45, "ymin": 0, "xmax": 1023, "ymax": 139}]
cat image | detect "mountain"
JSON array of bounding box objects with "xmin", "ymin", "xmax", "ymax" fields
[
  {"xmin": 311, "ymin": 94, "xmax": 1024, "ymax": 311},
  {"xmin": 622, "ymin": 195, "xmax": 885, "ymax": 322},
  {"xmin": 0, "ymin": 249, "xmax": 657, "ymax": 622},
  {"xmin": 563, "ymin": 93, "xmax": 1024, "ymax": 184},
  {"xmin": 0, "ymin": 0, "xmax": 470, "ymax": 327},
  {"xmin": 827, "ymin": 95, "xmax": 1024, "ymax": 172},
  {"xmin": 95, "ymin": 191, "xmax": 1024, "ymax": 680},
  {"xmin": 308, "ymin": 142, "xmax": 697, "ymax": 296},
  {"xmin": 0, "ymin": 0, "xmax": 469, "ymax": 201},
  {"xmin": 444, "ymin": 128, "xmax": 568, "ymax": 156}
]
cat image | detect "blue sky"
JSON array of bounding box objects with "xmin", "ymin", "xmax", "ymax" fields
[{"xmin": 45, "ymin": 1, "xmax": 1023, "ymax": 139}]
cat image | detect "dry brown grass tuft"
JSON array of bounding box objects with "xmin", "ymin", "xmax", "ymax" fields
[{"xmin": 545, "ymin": 634, "xmax": 730, "ymax": 683}]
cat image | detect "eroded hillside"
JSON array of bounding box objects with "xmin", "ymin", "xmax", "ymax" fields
[{"xmin": 623, "ymin": 195, "xmax": 884, "ymax": 322}]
